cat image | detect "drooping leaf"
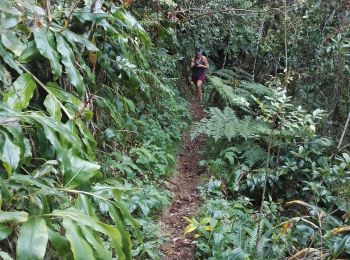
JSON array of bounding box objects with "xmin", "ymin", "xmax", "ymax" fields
[
  {"xmin": 0, "ymin": 251, "xmax": 13, "ymax": 260},
  {"xmin": 56, "ymin": 35, "xmax": 85, "ymax": 96},
  {"xmin": 53, "ymin": 208, "xmax": 126, "ymax": 259},
  {"xmin": 0, "ymin": 3, "xmax": 21, "ymax": 29},
  {"xmin": 109, "ymin": 205, "xmax": 132, "ymax": 260},
  {"xmin": 0, "ymin": 211, "xmax": 28, "ymax": 223},
  {"xmin": 60, "ymin": 30, "xmax": 99, "ymax": 51},
  {"xmin": 48, "ymin": 228, "xmax": 72, "ymax": 259},
  {"xmin": 18, "ymin": 41, "xmax": 41, "ymax": 63},
  {"xmin": 16, "ymin": 217, "xmax": 48, "ymax": 260},
  {"xmin": 3, "ymin": 73, "xmax": 36, "ymax": 111},
  {"xmin": 0, "ymin": 41, "xmax": 22, "ymax": 74},
  {"xmin": 62, "ymin": 218, "xmax": 95, "ymax": 260},
  {"xmin": 113, "ymin": 9, "xmax": 151, "ymax": 49},
  {"xmin": 33, "ymin": 27, "xmax": 62, "ymax": 79},
  {"xmin": 1, "ymin": 32, "xmax": 25, "ymax": 56},
  {"xmin": 44, "ymin": 94, "xmax": 62, "ymax": 121},
  {"xmin": 0, "ymin": 131, "xmax": 21, "ymax": 177},
  {"xmin": 64, "ymin": 151, "xmax": 100, "ymax": 189},
  {"xmin": 0, "ymin": 223, "xmax": 12, "ymax": 240},
  {"xmin": 80, "ymin": 226, "xmax": 112, "ymax": 260},
  {"xmin": 333, "ymin": 234, "xmax": 350, "ymax": 257},
  {"xmin": 46, "ymin": 82, "xmax": 82, "ymax": 106}
]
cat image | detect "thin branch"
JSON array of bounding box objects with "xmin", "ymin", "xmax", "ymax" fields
[{"xmin": 337, "ymin": 112, "xmax": 350, "ymax": 150}]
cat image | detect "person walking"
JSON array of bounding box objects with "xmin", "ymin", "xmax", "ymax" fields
[{"xmin": 191, "ymin": 47, "xmax": 208, "ymax": 101}]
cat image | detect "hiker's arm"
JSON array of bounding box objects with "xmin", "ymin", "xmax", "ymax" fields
[
  {"xmin": 197, "ymin": 57, "xmax": 209, "ymax": 69},
  {"xmin": 190, "ymin": 58, "xmax": 195, "ymax": 67}
]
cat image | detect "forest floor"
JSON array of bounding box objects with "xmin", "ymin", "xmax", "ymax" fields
[{"xmin": 160, "ymin": 100, "xmax": 206, "ymax": 260}]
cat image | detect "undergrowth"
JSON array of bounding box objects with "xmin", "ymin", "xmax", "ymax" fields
[{"xmin": 186, "ymin": 68, "xmax": 350, "ymax": 259}]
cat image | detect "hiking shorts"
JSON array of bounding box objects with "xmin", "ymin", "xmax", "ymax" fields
[{"xmin": 192, "ymin": 74, "xmax": 206, "ymax": 85}]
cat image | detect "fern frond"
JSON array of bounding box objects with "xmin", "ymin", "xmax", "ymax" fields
[
  {"xmin": 246, "ymin": 224, "xmax": 259, "ymax": 253},
  {"xmin": 208, "ymin": 72, "xmax": 272, "ymax": 111},
  {"xmin": 242, "ymin": 146, "xmax": 267, "ymax": 167},
  {"xmin": 214, "ymin": 69, "xmax": 240, "ymax": 81},
  {"xmin": 209, "ymin": 77, "xmax": 251, "ymax": 108},
  {"xmin": 191, "ymin": 107, "xmax": 270, "ymax": 141},
  {"xmin": 232, "ymin": 67, "xmax": 254, "ymax": 82},
  {"xmin": 240, "ymin": 81, "xmax": 273, "ymax": 97}
]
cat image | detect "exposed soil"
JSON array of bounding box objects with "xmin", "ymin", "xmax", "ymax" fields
[{"xmin": 160, "ymin": 100, "xmax": 206, "ymax": 260}]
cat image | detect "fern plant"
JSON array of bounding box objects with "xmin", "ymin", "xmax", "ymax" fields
[
  {"xmin": 184, "ymin": 199, "xmax": 286, "ymax": 259},
  {"xmin": 191, "ymin": 106, "xmax": 270, "ymax": 141},
  {"xmin": 207, "ymin": 69, "xmax": 272, "ymax": 111}
]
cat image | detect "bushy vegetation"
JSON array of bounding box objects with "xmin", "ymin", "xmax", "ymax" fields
[
  {"xmin": 186, "ymin": 69, "xmax": 350, "ymax": 258},
  {"xmin": 1, "ymin": 0, "xmax": 349, "ymax": 259},
  {"xmin": 177, "ymin": 0, "xmax": 350, "ymax": 258},
  {"xmin": 0, "ymin": 0, "xmax": 187, "ymax": 259}
]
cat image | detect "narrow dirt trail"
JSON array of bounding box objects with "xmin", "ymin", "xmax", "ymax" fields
[{"xmin": 160, "ymin": 100, "xmax": 206, "ymax": 260}]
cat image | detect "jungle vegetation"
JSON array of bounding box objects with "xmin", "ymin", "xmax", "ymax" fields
[{"xmin": 0, "ymin": 0, "xmax": 349, "ymax": 259}]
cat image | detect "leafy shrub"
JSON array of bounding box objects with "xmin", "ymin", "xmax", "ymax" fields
[{"xmin": 189, "ymin": 71, "xmax": 350, "ymax": 258}]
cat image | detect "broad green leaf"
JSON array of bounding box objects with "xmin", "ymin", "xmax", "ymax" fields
[
  {"xmin": 0, "ymin": 131, "xmax": 21, "ymax": 177},
  {"xmin": 75, "ymin": 119, "xmax": 96, "ymax": 158},
  {"xmin": 30, "ymin": 112, "xmax": 82, "ymax": 148},
  {"xmin": 56, "ymin": 35, "xmax": 85, "ymax": 96},
  {"xmin": 33, "ymin": 160, "xmax": 58, "ymax": 178},
  {"xmin": 80, "ymin": 226, "xmax": 112, "ymax": 260},
  {"xmin": 44, "ymin": 94, "xmax": 62, "ymax": 121},
  {"xmin": 1, "ymin": 11, "xmax": 21, "ymax": 29},
  {"xmin": 109, "ymin": 205, "xmax": 132, "ymax": 260},
  {"xmin": 48, "ymin": 228, "xmax": 72, "ymax": 259},
  {"xmin": 0, "ymin": 223, "xmax": 12, "ymax": 240},
  {"xmin": 10, "ymin": 174, "xmax": 65, "ymax": 199},
  {"xmin": 2, "ymin": 32, "xmax": 25, "ymax": 56},
  {"xmin": 122, "ymin": 97, "xmax": 136, "ymax": 113},
  {"xmin": 113, "ymin": 10, "xmax": 151, "ymax": 48},
  {"xmin": 73, "ymin": 11, "xmax": 111, "ymax": 22},
  {"xmin": 64, "ymin": 151, "xmax": 100, "ymax": 188},
  {"xmin": 0, "ymin": 41, "xmax": 22, "ymax": 74},
  {"xmin": 39, "ymin": 124, "xmax": 72, "ymax": 177},
  {"xmin": 0, "ymin": 251, "xmax": 13, "ymax": 260},
  {"xmin": 333, "ymin": 234, "xmax": 350, "ymax": 257},
  {"xmin": 33, "ymin": 27, "xmax": 62, "ymax": 79},
  {"xmin": 18, "ymin": 41, "xmax": 40, "ymax": 63},
  {"xmin": 46, "ymin": 82, "xmax": 82, "ymax": 106},
  {"xmin": 0, "ymin": 211, "xmax": 28, "ymax": 223},
  {"xmin": 4, "ymin": 73, "xmax": 36, "ymax": 111},
  {"xmin": 16, "ymin": 217, "xmax": 48, "ymax": 260},
  {"xmin": 77, "ymin": 194, "xmax": 95, "ymax": 217},
  {"xmin": 62, "ymin": 219, "xmax": 95, "ymax": 260},
  {"xmin": 53, "ymin": 208, "xmax": 126, "ymax": 259},
  {"xmin": 60, "ymin": 30, "xmax": 98, "ymax": 51}
]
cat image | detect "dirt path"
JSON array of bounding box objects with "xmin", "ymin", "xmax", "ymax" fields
[{"xmin": 160, "ymin": 101, "xmax": 206, "ymax": 260}]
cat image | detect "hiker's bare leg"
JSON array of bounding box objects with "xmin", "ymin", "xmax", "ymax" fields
[{"xmin": 196, "ymin": 80, "xmax": 203, "ymax": 101}]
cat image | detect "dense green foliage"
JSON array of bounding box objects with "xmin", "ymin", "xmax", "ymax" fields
[
  {"xmin": 188, "ymin": 69, "xmax": 350, "ymax": 258},
  {"xmin": 0, "ymin": 0, "xmax": 186, "ymax": 259},
  {"xmin": 176, "ymin": 1, "xmax": 350, "ymax": 259},
  {"xmin": 179, "ymin": 0, "xmax": 350, "ymax": 132},
  {"xmin": 1, "ymin": 0, "xmax": 350, "ymax": 259}
]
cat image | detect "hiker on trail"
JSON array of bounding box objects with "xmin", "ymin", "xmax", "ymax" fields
[{"xmin": 191, "ymin": 47, "xmax": 208, "ymax": 101}]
